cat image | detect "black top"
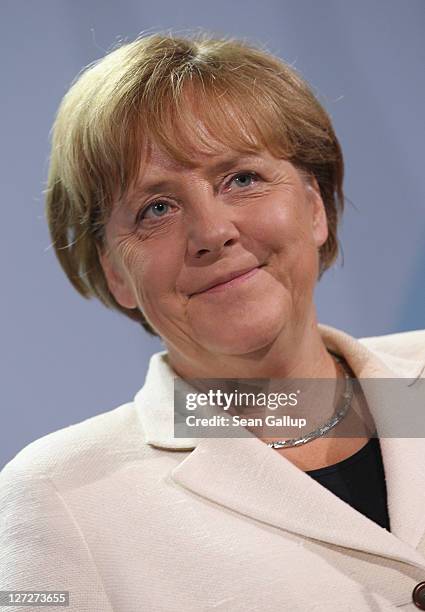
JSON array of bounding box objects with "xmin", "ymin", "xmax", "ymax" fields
[{"xmin": 306, "ymin": 437, "xmax": 390, "ymax": 531}]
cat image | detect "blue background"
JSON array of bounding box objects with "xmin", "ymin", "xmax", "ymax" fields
[{"xmin": 1, "ymin": 0, "xmax": 424, "ymax": 468}]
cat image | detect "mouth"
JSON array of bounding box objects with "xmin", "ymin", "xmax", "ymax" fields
[{"xmin": 192, "ymin": 264, "xmax": 266, "ymax": 296}]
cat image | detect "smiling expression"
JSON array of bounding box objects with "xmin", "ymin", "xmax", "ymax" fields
[{"xmin": 98, "ymin": 141, "xmax": 328, "ymax": 368}]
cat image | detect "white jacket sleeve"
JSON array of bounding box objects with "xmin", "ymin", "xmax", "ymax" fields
[{"xmin": 0, "ymin": 467, "xmax": 114, "ymax": 612}]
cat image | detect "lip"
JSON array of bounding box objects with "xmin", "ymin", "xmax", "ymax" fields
[{"xmin": 192, "ymin": 266, "xmax": 263, "ymax": 295}]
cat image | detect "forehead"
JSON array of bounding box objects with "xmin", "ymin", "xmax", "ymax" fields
[
  {"xmin": 145, "ymin": 140, "xmax": 257, "ymax": 167},
  {"xmin": 137, "ymin": 141, "xmax": 277, "ymax": 179}
]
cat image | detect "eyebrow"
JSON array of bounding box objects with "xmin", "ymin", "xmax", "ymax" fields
[
  {"xmin": 126, "ymin": 154, "xmax": 264, "ymax": 205},
  {"xmin": 204, "ymin": 154, "xmax": 263, "ymax": 176}
]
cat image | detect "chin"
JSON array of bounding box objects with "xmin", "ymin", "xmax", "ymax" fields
[{"xmin": 190, "ymin": 303, "xmax": 288, "ymax": 356}]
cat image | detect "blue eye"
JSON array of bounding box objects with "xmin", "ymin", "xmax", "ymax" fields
[
  {"xmin": 136, "ymin": 172, "xmax": 260, "ymax": 226},
  {"xmin": 229, "ymin": 172, "xmax": 259, "ymax": 188},
  {"xmin": 137, "ymin": 200, "xmax": 171, "ymax": 223}
]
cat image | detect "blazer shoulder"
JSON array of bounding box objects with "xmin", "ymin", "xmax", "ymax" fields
[
  {"xmin": 0, "ymin": 401, "xmax": 148, "ymax": 489},
  {"xmin": 359, "ymin": 328, "xmax": 425, "ymax": 362},
  {"xmin": 0, "ymin": 458, "xmax": 114, "ymax": 609}
]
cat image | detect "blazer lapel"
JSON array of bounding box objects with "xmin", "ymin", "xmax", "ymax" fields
[
  {"xmin": 135, "ymin": 324, "xmax": 425, "ymax": 568},
  {"xmin": 319, "ymin": 325, "xmax": 425, "ymax": 551}
]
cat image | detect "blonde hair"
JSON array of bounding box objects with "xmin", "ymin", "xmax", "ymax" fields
[{"xmin": 45, "ymin": 31, "xmax": 344, "ymax": 336}]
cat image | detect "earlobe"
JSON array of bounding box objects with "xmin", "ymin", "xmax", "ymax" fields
[{"xmin": 96, "ymin": 244, "xmax": 138, "ymax": 310}]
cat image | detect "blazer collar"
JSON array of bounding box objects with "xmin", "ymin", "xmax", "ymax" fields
[{"xmin": 135, "ymin": 324, "xmax": 425, "ymax": 569}]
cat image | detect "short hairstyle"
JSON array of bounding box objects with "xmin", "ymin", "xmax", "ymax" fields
[{"xmin": 45, "ymin": 31, "xmax": 344, "ymax": 336}]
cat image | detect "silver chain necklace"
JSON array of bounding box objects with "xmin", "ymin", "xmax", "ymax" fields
[{"xmin": 267, "ymin": 353, "xmax": 353, "ymax": 449}]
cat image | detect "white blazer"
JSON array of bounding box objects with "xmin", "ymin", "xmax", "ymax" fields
[{"xmin": 1, "ymin": 324, "xmax": 425, "ymax": 612}]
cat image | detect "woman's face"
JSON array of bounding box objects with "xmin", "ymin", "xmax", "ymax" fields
[{"xmin": 99, "ymin": 142, "xmax": 328, "ymax": 361}]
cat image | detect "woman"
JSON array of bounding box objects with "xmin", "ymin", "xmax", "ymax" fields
[{"xmin": 1, "ymin": 32, "xmax": 425, "ymax": 612}]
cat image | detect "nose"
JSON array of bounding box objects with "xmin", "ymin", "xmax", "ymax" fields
[{"xmin": 186, "ymin": 197, "xmax": 240, "ymax": 260}]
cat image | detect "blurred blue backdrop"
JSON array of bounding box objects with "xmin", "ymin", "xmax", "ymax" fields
[{"xmin": 1, "ymin": 0, "xmax": 424, "ymax": 468}]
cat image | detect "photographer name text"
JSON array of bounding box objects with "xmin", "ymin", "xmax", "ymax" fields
[{"xmin": 185, "ymin": 414, "xmax": 307, "ymax": 428}]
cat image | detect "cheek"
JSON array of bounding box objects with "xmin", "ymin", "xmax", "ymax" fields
[
  {"xmin": 245, "ymin": 197, "xmax": 319, "ymax": 291},
  {"xmin": 246, "ymin": 197, "xmax": 315, "ymax": 254},
  {"xmin": 122, "ymin": 241, "xmax": 183, "ymax": 307}
]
